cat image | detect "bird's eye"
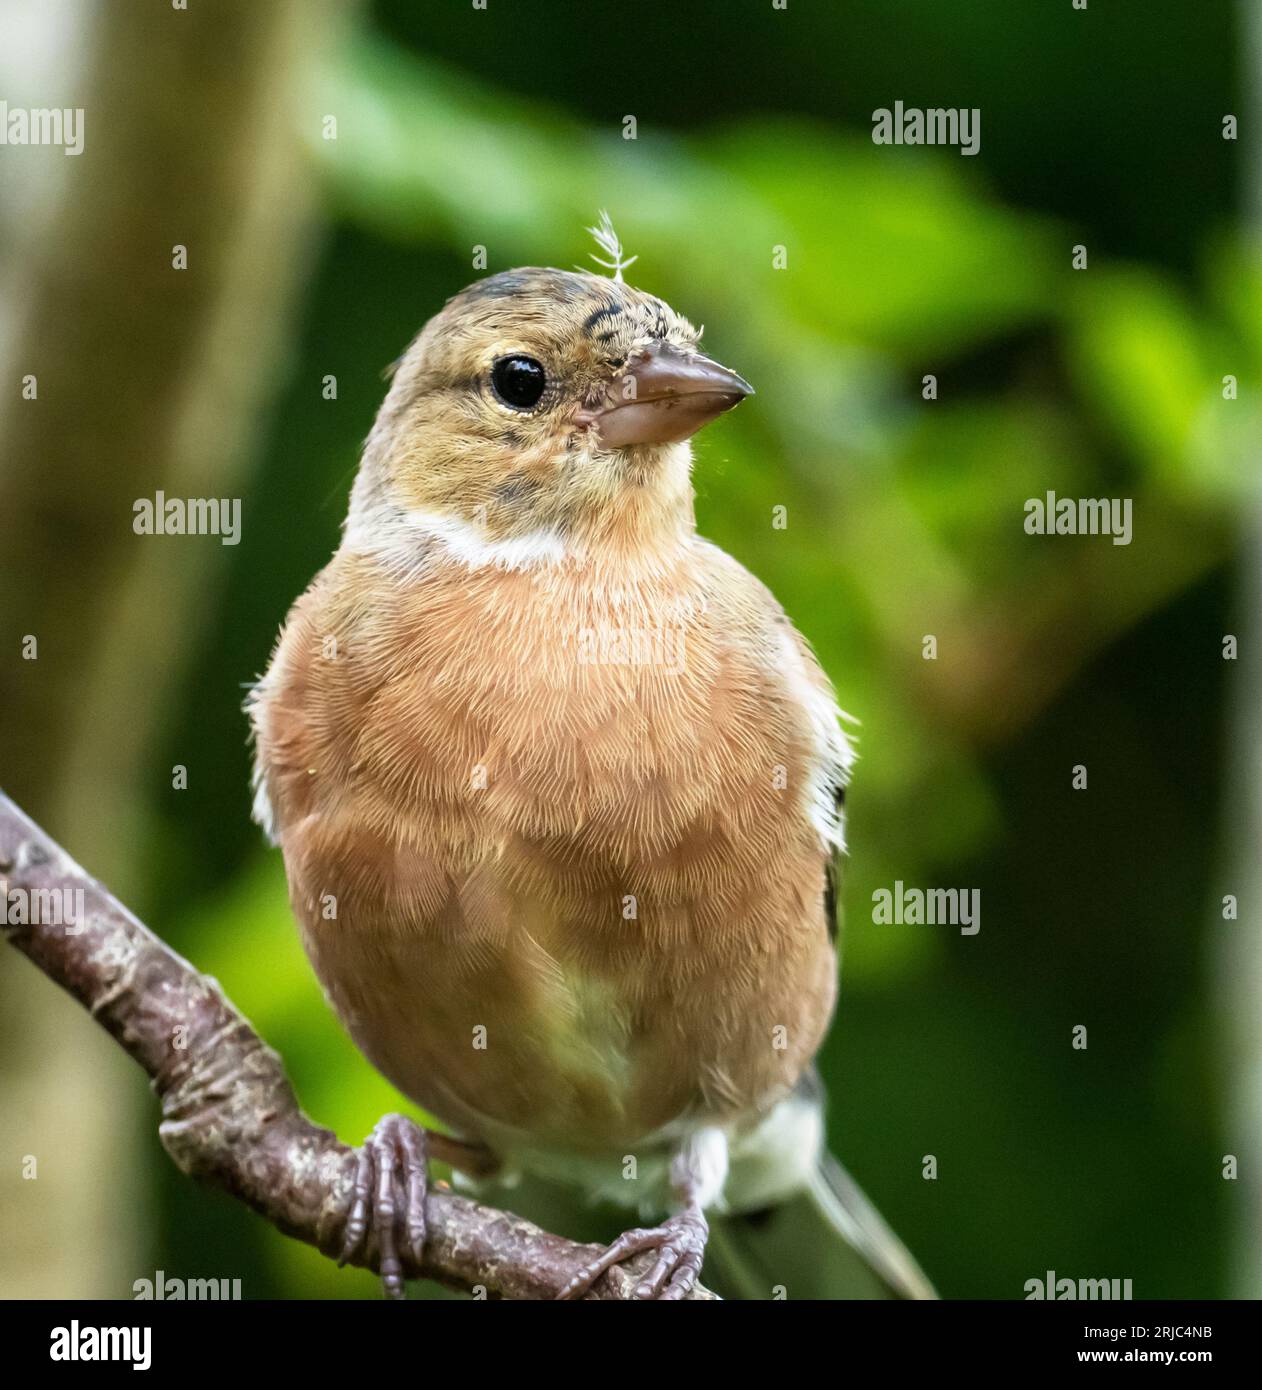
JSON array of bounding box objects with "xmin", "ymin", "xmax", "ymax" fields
[{"xmin": 491, "ymin": 355, "xmax": 547, "ymax": 409}]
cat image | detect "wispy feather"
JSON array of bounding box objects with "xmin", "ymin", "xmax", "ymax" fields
[{"xmin": 585, "ymin": 210, "xmax": 637, "ymax": 282}]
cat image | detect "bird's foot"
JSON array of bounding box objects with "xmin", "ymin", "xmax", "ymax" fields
[
  {"xmin": 556, "ymin": 1206, "xmax": 709, "ymax": 1301},
  {"xmin": 339, "ymin": 1113, "xmax": 429, "ymax": 1300}
]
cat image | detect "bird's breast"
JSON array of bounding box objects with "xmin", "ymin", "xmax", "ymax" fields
[{"xmin": 258, "ymin": 546, "xmax": 840, "ymax": 1150}]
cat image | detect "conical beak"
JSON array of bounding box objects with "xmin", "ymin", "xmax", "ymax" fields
[{"xmin": 577, "ymin": 341, "xmax": 753, "ymax": 448}]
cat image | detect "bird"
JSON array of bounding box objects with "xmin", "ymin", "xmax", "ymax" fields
[{"xmin": 248, "ymin": 219, "xmax": 934, "ymax": 1301}]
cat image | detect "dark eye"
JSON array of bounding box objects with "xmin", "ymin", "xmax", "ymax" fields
[{"xmin": 491, "ymin": 355, "xmax": 547, "ymax": 409}]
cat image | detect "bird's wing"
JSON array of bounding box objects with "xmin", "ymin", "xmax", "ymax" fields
[{"xmin": 781, "ymin": 621, "xmax": 851, "ymax": 945}]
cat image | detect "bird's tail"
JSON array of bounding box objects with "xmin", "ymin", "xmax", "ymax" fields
[{"xmin": 704, "ymin": 1150, "xmax": 937, "ymax": 1300}]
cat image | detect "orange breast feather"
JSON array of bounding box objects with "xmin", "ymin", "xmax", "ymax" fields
[{"xmin": 251, "ymin": 541, "xmax": 841, "ymax": 1154}]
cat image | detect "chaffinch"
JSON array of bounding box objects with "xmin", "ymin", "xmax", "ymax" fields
[{"xmin": 249, "ymin": 228, "xmax": 932, "ymax": 1301}]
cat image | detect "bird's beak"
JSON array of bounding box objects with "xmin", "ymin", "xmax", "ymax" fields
[{"xmin": 577, "ymin": 341, "xmax": 753, "ymax": 448}]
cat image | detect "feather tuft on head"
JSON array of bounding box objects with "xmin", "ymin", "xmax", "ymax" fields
[{"xmin": 585, "ymin": 210, "xmax": 637, "ymax": 283}]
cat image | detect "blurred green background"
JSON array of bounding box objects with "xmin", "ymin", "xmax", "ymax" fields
[{"xmin": 0, "ymin": 0, "xmax": 1257, "ymax": 1299}]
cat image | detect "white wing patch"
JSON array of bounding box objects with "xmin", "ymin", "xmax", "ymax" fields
[
  {"xmin": 777, "ymin": 628, "xmax": 854, "ymax": 853},
  {"xmin": 250, "ymin": 760, "xmax": 278, "ymax": 844}
]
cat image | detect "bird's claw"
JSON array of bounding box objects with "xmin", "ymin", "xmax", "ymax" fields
[
  {"xmin": 339, "ymin": 1113, "xmax": 429, "ymax": 1300},
  {"xmin": 555, "ymin": 1207, "xmax": 708, "ymax": 1301}
]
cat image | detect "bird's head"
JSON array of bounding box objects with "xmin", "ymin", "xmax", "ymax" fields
[{"xmin": 348, "ymin": 262, "xmax": 752, "ymax": 566}]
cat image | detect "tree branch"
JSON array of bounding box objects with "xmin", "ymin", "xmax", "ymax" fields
[{"xmin": 0, "ymin": 792, "xmax": 715, "ymax": 1300}]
